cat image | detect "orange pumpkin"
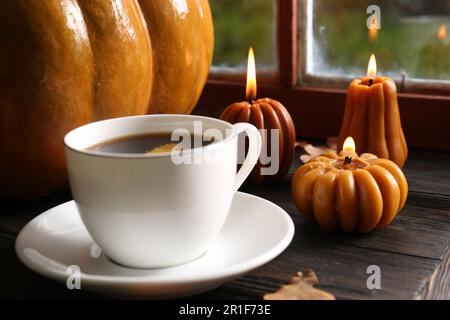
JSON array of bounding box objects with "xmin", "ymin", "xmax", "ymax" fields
[
  {"xmin": 292, "ymin": 149, "xmax": 408, "ymax": 233},
  {"xmin": 0, "ymin": 0, "xmax": 213, "ymax": 198},
  {"xmin": 220, "ymin": 98, "xmax": 296, "ymax": 185}
]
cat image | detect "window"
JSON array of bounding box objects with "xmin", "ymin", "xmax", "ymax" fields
[
  {"xmin": 209, "ymin": 0, "xmax": 276, "ymax": 78},
  {"xmin": 198, "ymin": 0, "xmax": 450, "ymax": 150},
  {"xmin": 300, "ymin": 0, "xmax": 450, "ymax": 93}
]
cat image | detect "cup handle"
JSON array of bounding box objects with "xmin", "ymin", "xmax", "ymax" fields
[{"xmin": 232, "ymin": 123, "xmax": 262, "ymax": 191}]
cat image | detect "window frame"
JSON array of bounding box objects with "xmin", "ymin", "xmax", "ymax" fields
[
  {"xmin": 196, "ymin": 0, "xmax": 450, "ymax": 151},
  {"xmin": 298, "ymin": 0, "xmax": 450, "ymax": 96}
]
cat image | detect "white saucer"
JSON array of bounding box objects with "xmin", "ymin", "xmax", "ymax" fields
[{"xmin": 16, "ymin": 192, "xmax": 294, "ymax": 299}]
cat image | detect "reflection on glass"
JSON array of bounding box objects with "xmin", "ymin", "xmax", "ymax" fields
[
  {"xmin": 418, "ymin": 24, "xmax": 450, "ymax": 79},
  {"xmin": 308, "ymin": 0, "xmax": 450, "ymax": 80},
  {"xmin": 209, "ymin": 0, "xmax": 275, "ymax": 70}
]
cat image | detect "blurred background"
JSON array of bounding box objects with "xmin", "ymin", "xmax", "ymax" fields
[
  {"xmin": 210, "ymin": 0, "xmax": 450, "ymax": 81},
  {"xmin": 210, "ymin": 0, "xmax": 275, "ymax": 70}
]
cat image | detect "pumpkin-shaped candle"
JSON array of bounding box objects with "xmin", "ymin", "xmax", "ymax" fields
[
  {"xmin": 220, "ymin": 48, "xmax": 296, "ymax": 185},
  {"xmin": 292, "ymin": 137, "xmax": 408, "ymax": 233},
  {"xmin": 337, "ymin": 54, "xmax": 408, "ymax": 167}
]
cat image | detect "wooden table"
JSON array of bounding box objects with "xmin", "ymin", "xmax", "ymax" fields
[{"xmin": 1, "ymin": 149, "xmax": 449, "ymax": 299}]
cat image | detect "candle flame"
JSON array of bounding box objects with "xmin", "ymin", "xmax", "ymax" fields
[
  {"xmin": 369, "ymin": 28, "xmax": 378, "ymax": 42},
  {"xmin": 246, "ymin": 47, "xmax": 257, "ymax": 101},
  {"xmin": 367, "ymin": 54, "xmax": 377, "ymax": 78},
  {"xmin": 368, "ymin": 17, "xmax": 378, "ymax": 42},
  {"xmin": 343, "ymin": 136, "xmax": 356, "ymax": 153},
  {"xmin": 438, "ymin": 24, "xmax": 447, "ymax": 41}
]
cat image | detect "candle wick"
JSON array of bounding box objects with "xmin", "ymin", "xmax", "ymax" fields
[
  {"xmin": 344, "ymin": 156, "xmax": 352, "ymax": 165},
  {"xmin": 368, "ymin": 78, "xmax": 374, "ymax": 86}
]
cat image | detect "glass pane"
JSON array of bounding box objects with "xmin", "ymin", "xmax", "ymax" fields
[
  {"xmin": 209, "ymin": 0, "xmax": 276, "ymax": 70},
  {"xmin": 304, "ymin": 0, "xmax": 450, "ymax": 81}
]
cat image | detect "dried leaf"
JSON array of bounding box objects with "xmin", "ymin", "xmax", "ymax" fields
[
  {"xmin": 300, "ymin": 155, "xmax": 313, "ymax": 163},
  {"xmin": 326, "ymin": 137, "xmax": 338, "ymax": 150},
  {"xmin": 296, "ymin": 137, "xmax": 338, "ymax": 163},
  {"xmin": 295, "ymin": 141, "xmax": 308, "ymax": 149},
  {"xmin": 263, "ymin": 269, "xmax": 335, "ymax": 300},
  {"xmin": 304, "ymin": 144, "xmax": 334, "ymax": 157}
]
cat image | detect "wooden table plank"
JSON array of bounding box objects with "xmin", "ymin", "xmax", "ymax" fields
[
  {"xmin": 1, "ymin": 149, "xmax": 449, "ymax": 300},
  {"xmin": 417, "ymin": 249, "xmax": 450, "ymax": 300},
  {"xmin": 403, "ymin": 150, "xmax": 450, "ymax": 197},
  {"xmin": 200, "ymin": 246, "xmax": 440, "ymax": 300},
  {"xmin": 242, "ymin": 185, "xmax": 450, "ymax": 260}
]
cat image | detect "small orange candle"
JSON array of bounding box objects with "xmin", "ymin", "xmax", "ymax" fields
[
  {"xmin": 220, "ymin": 48, "xmax": 296, "ymax": 184},
  {"xmin": 337, "ymin": 54, "xmax": 408, "ymax": 167},
  {"xmin": 292, "ymin": 137, "xmax": 408, "ymax": 233}
]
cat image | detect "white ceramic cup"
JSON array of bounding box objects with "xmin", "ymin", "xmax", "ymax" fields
[{"xmin": 64, "ymin": 115, "xmax": 261, "ymax": 269}]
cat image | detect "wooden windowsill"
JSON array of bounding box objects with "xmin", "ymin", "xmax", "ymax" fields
[{"xmin": 195, "ymin": 80, "xmax": 450, "ymax": 151}]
